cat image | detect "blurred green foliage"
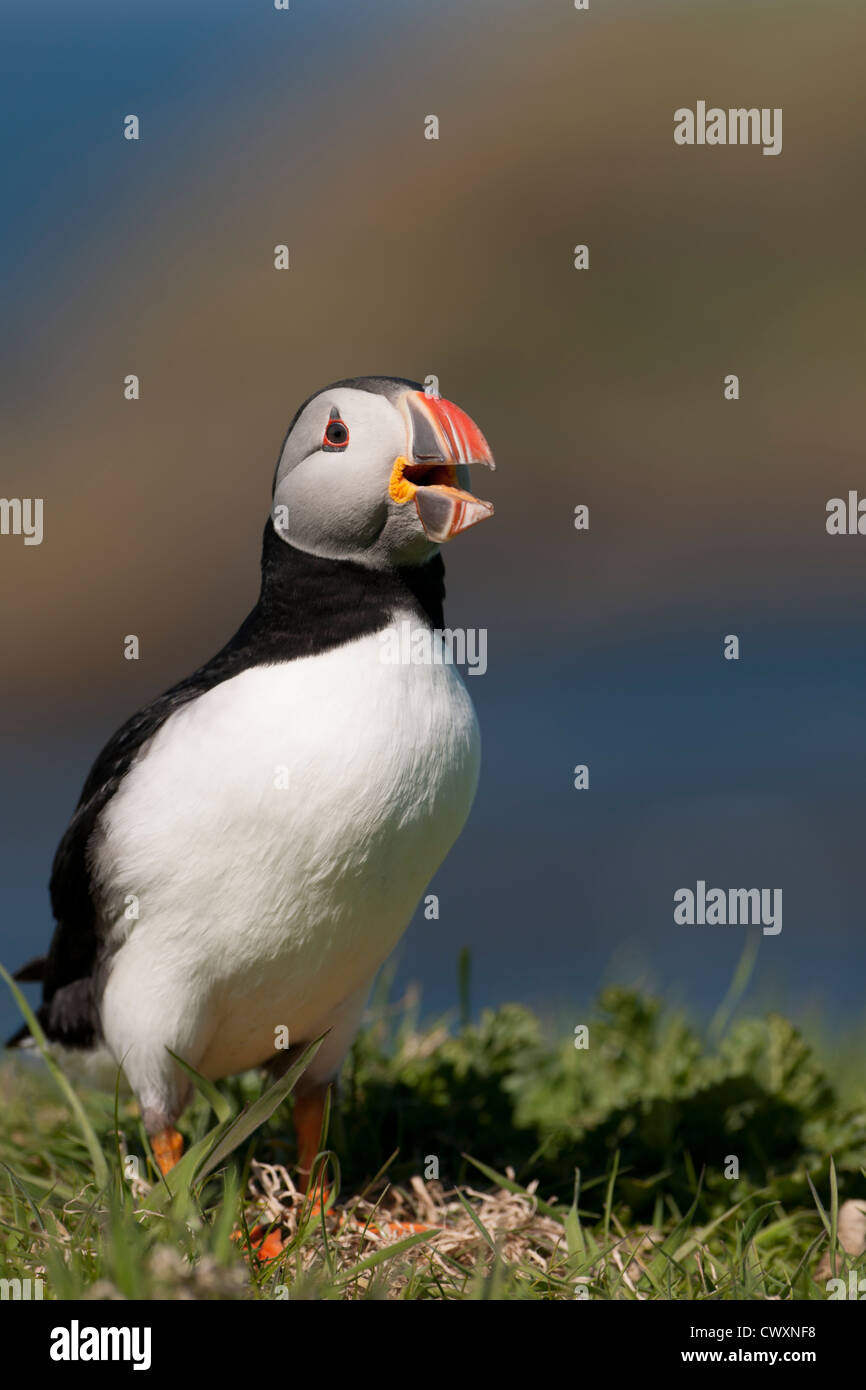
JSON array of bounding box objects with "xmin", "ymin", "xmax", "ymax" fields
[{"xmin": 246, "ymin": 988, "xmax": 866, "ymax": 1221}]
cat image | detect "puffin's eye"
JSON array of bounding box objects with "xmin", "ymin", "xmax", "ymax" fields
[{"xmin": 322, "ymin": 413, "xmax": 349, "ymax": 451}]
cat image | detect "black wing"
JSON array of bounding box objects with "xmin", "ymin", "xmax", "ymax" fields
[
  {"xmin": 34, "ymin": 650, "xmax": 256, "ymax": 1046},
  {"xmin": 16, "ymin": 594, "xmax": 274, "ymax": 1048}
]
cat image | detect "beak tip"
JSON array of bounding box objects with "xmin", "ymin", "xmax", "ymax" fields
[{"xmin": 413, "ymin": 486, "xmax": 494, "ymax": 542}]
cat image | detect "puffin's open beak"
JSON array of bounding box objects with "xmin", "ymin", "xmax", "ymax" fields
[{"xmin": 389, "ymin": 392, "xmax": 495, "ymax": 543}]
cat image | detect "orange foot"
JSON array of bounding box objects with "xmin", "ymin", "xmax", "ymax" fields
[
  {"xmin": 234, "ymin": 1180, "xmax": 333, "ymax": 1265},
  {"xmin": 246, "ymin": 1225, "xmax": 285, "ymax": 1262},
  {"xmin": 304, "ymin": 1177, "xmax": 334, "ymax": 1220},
  {"xmin": 376, "ymin": 1220, "xmax": 432, "ymax": 1236},
  {"xmin": 358, "ymin": 1217, "xmax": 432, "ymax": 1237},
  {"xmin": 152, "ymin": 1127, "xmax": 184, "ymax": 1176},
  {"xmin": 304, "ymin": 1178, "xmax": 433, "ymax": 1237},
  {"xmin": 240, "ymin": 1199, "xmax": 433, "ymax": 1263}
]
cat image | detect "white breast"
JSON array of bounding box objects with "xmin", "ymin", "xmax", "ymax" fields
[{"xmin": 94, "ymin": 616, "xmax": 480, "ymax": 1082}]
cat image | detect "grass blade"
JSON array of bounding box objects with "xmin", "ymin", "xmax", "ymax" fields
[
  {"xmin": 455, "ymin": 1188, "xmax": 496, "ymax": 1253},
  {"xmin": 335, "ymin": 1230, "xmax": 434, "ymax": 1286},
  {"xmin": 0, "ymin": 962, "xmax": 108, "ymax": 1189},
  {"xmin": 194, "ymin": 1035, "xmax": 325, "ymax": 1182},
  {"xmin": 165, "ymin": 1047, "xmax": 234, "ymax": 1123}
]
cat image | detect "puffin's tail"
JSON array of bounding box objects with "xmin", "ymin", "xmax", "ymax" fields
[
  {"xmin": 12, "ymin": 955, "xmax": 46, "ymax": 983},
  {"xmin": 4, "ymin": 955, "xmax": 47, "ymax": 1048}
]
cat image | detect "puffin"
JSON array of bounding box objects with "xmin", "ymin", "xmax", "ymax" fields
[{"xmin": 9, "ymin": 376, "xmax": 495, "ymax": 1189}]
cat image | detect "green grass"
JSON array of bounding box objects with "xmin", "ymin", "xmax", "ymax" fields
[{"xmin": 1, "ymin": 968, "xmax": 865, "ymax": 1300}]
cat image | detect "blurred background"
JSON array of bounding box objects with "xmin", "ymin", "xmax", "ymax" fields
[{"xmin": 2, "ymin": 0, "xmax": 865, "ymax": 1044}]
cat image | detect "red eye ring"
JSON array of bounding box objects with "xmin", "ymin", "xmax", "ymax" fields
[{"xmin": 323, "ymin": 416, "xmax": 349, "ymax": 451}]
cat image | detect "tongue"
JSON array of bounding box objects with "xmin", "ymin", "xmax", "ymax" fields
[{"xmin": 413, "ymin": 484, "xmax": 494, "ymax": 543}]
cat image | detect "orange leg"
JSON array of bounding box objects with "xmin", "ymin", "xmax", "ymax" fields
[
  {"xmin": 294, "ymin": 1088, "xmax": 428, "ymax": 1236},
  {"xmin": 152, "ymin": 1127, "xmax": 184, "ymax": 1176},
  {"xmin": 294, "ymin": 1085, "xmax": 329, "ymax": 1203}
]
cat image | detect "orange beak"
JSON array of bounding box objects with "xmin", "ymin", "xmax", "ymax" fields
[{"xmin": 389, "ymin": 391, "xmax": 495, "ymax": 543}]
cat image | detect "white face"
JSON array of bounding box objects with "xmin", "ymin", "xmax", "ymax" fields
[{"xmin": 271, "ymin": 381, "xmax": 494, "ymax": 569}]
